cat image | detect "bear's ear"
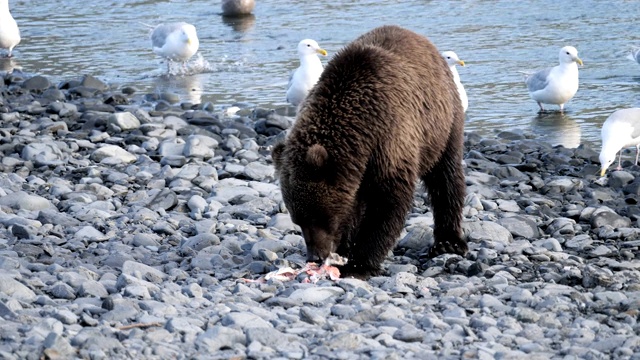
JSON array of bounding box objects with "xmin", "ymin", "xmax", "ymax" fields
[
  {"xmin": 272, "ymin": 142, "xmax": 286, "ymax": 170},
  {"xmin": 306, "ymin": 144, "xmax": 329, "ymax": 169}
]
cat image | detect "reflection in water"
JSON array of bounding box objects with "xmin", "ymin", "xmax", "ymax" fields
[
  {"xmin": 221, "ymin": 14, "xmax": 256, "ymax": 33},
  {"xmin": 153, "ymin": 74, "xmax": 204, "ymax": 105},
  {"xmin": 0, "ymin": 58, "xmax": 20, "ymax": 73},
  {"xmin": 530, "ymin": 112, "xmax": 582, "ymax": 149}
]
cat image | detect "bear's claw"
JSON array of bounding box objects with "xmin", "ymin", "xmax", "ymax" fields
[{"xmin": 423, "ymin": 239, "xmax": 468, "ymax": 259}]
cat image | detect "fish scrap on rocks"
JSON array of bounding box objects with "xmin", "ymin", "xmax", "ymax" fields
[{"xmin": 1, "ymin": 71, "xmax": 640, "ymax": 359}]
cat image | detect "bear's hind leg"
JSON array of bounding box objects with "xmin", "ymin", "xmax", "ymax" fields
[{"xmin": 421, "ymin": 130, "xmax": 467, "ymax": 259}]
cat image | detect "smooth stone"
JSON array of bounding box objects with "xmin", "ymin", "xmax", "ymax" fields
[
  {"xmin": 221, "ymin": 312, "xmax": 274, "ymax": 329},
  {"xmin": 147, "ymin": 188, "xmax": 178, "ymax": 211},
  {"xmin": 77, "ymin": 280, "xmax": 109, "ymax": 298},
  {"xmin": 397, "ymin": 224, "xmax": 434, "ymax": 250},
  {"xmin": 81, "ymin": 75, "xmax": 109, "ymax": 91},
  {"xmin": 91, "ymin": 145, "xmax": 137, "ymax": 163},
  {"xmin": 183, "ymin": 135, "xmax": 218, "ymax": 159},
  {"xmin": 268, "ymin": 213, "xmax": 299, "ymax": 232},
  {"xmin": 288, "ymin": 287, "xmax": 346, "ymax": 304},
  {"xmin": 496, "ymin": 215, "xmax": 539, "ymax": 239},
  {"xmin": 0, "ymin": 191, "xmax": 52, "ymax": 211},
  {"xmin": 463, "ymin": 221, "xmax": 513, "ymax": 246},
  {"xmin": 181, "ymin": 233, "xmax": 221, "ymax": 252},
  {"xmin": 108, "ymin": 112, "xmax": 140, "ymax": 131},
  {"xmin": 22, "ymin": 75, "xmax": 52, "ymax": 92},
  {"xmin": 21, "ymin": 142, "xmax": 66, "ymax": 165},
  {"xmin": 0, "ymin": 274, "xmax": 36, "ymax": 302},
  {"xmin": 243, "ymin": 162, "xmax": 275, "ymax": 181},
  {"xmin": 195, "ymin": 326, "xmax": 245, "ymax": 352},
  {"xmin": 43, "ymin": 332, "xmax": 75, "ymax": 359},
  {"xmin": 121, "ymin": 260, "xmax": 167, "ymax": 282},
  {"xmin": 591, "ymin": 211, "xmax": 632, "ymax": 229}
]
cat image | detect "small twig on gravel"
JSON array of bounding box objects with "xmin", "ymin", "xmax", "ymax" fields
[{"xmin": 118, "ymin": 322, "xmax": 163, "ymax": 331}]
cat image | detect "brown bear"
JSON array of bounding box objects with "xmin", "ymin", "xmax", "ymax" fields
[{"xmin": 272, "ymin": 25, "xmax": 466, "ymax": 278}]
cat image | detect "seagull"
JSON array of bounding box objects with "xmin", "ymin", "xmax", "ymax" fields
[
  {"xmin": 150, "ymin": 22, "xmax": 199, "ymax": 73},
  {"xmin": 628, "ymin": 47, "xmax": 640, "ymax": 66},
  {"xmin": 222, "ymin": 0, "xmax": 255, "ymax": 17},
  {"xmin": 599, "ymin": 108, "xmax": 640, "ymax": 176},
  {"xmin": 442, "ymin": 51, "xmax": 468, "ymax": 112},
  {"xmin": 0, "ymin": 0, "xmax": 20, "ymax": 57},
  {"xmin": 524, "ymin": 46, "xmax": 583, "ymax": 112},
  {"xmin": 286, "ymin": 39, "xmax": 327, "ymax": 108}
]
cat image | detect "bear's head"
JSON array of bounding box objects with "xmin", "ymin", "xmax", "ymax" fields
[{"xmin": 272, "ymin": 142, "xmax": 354, "ymax": 263}]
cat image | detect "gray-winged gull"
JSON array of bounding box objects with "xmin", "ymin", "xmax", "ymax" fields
[
  {"xmin": 599, "ymin": 108, "xmax": 640, "ymax": 176},
  {"xmin": 524, "ymin": 46, "xmax": 583, "ymax": 112},
  {"xmin": 442, "ymin": 51, "xmax": 468, "ymax": 112},
  {"xmin": 151, "ymin": 22, "xmax": 199, "ymax": 72},
  {"xmin": 286, "ymin": 39, "xmax": 327, "ymax": 108}
]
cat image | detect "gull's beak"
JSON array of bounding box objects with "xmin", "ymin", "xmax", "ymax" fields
[
  {"xmin": 317, "ymin": 48, "xmax": 328, "ymax": 56},
  {"xmin": 600, "ymin": 167, "xmax": 606, "ymax": 177},
  {"xmin": 576, "ymin": 57, "xmax": 583, "ymax": 66},
  {"xmin": 458, "ymin": 60, "xmax": 465, "ymax": 67},
  {"xmin": 187, "ymin": 38, "xmax": 192, "ymax": 45}
]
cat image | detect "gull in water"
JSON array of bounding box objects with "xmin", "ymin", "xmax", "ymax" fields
[
  {"xmin": 627, "ymin": 47, "xmax": 640, "ymax": 66},
  {"xmin": 0, "ymin": 0, "xmax": 20, "ymax": 57},
  {"xmin": 151, "ymin": 22, "xmax": 199, "ymax": 73},
  {"xmin": 286, "ymin": 39, "xmax": 327, "ymax": 109},
  {"xmin": 222, "ymin": 0, "xmax": 255, "ymax": 17},
  {"xmin": 523, "ymin": 46, "xmax": 583, "ymax": 112},
  {"xmin": 442, "ymin": 51, "xmax": 468, "ymax": 112},
  {"xmin": 599, "ymin": 108, "xmax": 640, "ymax": 176}
]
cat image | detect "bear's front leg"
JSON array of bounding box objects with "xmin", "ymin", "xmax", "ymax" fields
[{"xmin": 338, "ymin": 175, "xmax": 415, "ymax": 279}]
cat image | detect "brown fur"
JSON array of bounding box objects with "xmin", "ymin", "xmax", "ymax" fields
[{"xmin": 272, "ymin": 25, "xmax": 466, "ymax": 278}]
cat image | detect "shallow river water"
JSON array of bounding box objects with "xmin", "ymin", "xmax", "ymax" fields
[{"xmin": 5, "ymin": 0, "xmax": 640, "ymax": 149}]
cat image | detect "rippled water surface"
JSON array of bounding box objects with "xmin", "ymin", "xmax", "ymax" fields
[{"xmin": 6, "ymin": 0, "xmax": 640, "ymax": 148}]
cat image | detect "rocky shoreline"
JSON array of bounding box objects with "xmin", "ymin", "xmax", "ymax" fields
[{"xmin": 1, "ymin": 70, "xmax": 640, "ymax": 360}]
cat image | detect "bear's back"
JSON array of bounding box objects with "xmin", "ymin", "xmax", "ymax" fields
[{"xmin": 290, "ymin": 25, "xmax": 462, "ymax": 169}]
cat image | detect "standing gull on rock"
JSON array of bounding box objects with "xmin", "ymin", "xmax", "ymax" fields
[
  {"xmin": 599, "ymin": 108, "xmax": 640, "ymax": 176},
  {"xmin": 524, "ymin": 46, "xmax": 583, "ymax": 112},
  {"xmin": 221, "ymin": 0, "xmax": 255, "ymax": 16},
  {"xmin": 0, "ymin": 0, "xmax": 20, "ymax": 57},
  {"xmin": 151, "ymin": 22, "xmax": 199, "ymax": 73},
  {"xmin": 286, "ymin": 39, "xmax": 327, "ymax": 109},
  {"xmin": 442, "ymin": 51, "xmax": 468, "ymax": 112}
]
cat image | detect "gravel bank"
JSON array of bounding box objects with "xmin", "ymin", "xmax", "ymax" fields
[{"xmin": 1, "ymin": 71, "xmax": 640, "ymax": 360}]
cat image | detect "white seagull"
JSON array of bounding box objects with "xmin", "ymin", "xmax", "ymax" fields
[
  {"xmin": 524, "ymin": 46, "xmax": 583, "ymax": 112},
  {"xmin": 0, "ymin": 0, "xmax": 20, "ymax": 57},
  {"xmin": 627, "ymin": 47, "xmax": 640, "ymax": 66},
  {"xmin": 286, "ymin": 39, "xmax": 327, "ymax": 108},
  {"xmin": 599, "ymin": 108, "xmax": 640, "ymax": 176},
  {"xmin": 442, "ymin": 51, "xmax": 468, "ymax": 112},
  {"xmin": 151, "ymin": 22, "xmax": 199, "ymax": 72}
]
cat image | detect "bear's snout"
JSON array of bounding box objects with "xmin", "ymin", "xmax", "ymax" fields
[{"xmin": 302, "ymin": 226, "xmax": 336, "ymax": 264}]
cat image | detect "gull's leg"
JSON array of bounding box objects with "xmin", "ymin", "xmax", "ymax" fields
[
  {"xmin": 537, "ymin": 102, "xmax": 544, "ymax": 112},
  {"xmin": 559, "ymin": 103, "xmax": 565, "ymax": 113},
  {"xmin": 616, "ymin": 151, "xmax": 623, "ymax": 171},
  {"xmin": 635, "ymin": 145, "xmax": 640, "ymax": 165}
]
